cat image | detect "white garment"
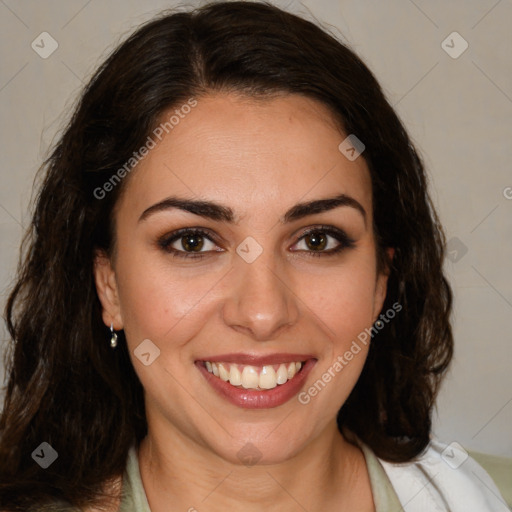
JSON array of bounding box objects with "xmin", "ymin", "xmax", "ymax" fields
[{"xmin": 379, "ymin": 438, "xmax": 509, "ymax": 511}]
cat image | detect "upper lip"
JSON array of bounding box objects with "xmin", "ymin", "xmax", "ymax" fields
[{"xmin": 197, "ymin": 353, "xmax": 316, "ymax": 366}]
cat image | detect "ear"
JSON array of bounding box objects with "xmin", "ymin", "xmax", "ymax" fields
[
  {"xmin": 93, "ymin": 249, "xmax": 123, "ymax": 330},
  {"xmin": 372, "ymin": 247, "xmax": 395, "ymax": 322}
]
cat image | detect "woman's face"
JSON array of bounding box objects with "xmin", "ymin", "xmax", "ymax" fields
[{"xmin": 95, "ymin": 92, "xmax": 391, "ymax": 464}]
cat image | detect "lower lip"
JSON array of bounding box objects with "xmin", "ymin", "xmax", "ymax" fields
[{"xmin": 196, "ymin": 359, "xmax": 316, "ymax": 409}]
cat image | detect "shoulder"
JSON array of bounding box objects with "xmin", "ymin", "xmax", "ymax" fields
[{"xmin": 378, "ymin": 438, "xmax": 508, "ymax": 511}]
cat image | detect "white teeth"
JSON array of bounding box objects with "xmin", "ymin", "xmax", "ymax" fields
[
  {"xmin": 259, "ymin": 365, "xmax": 277, "ymax": 390},
  {"xmin": 276, "ymin": 364, "xmax": 288, "ymax": 385},
  {"xmin": 204, "ymin": 360, "xmax": 305, "ymax": 390},
  {"xmin": 241, "ymin": 366, "xmax": 259, "ymax": 389},
  {"xmin": 218, "ymin": 363, "xmax": 229, "ymax": 382},
  {"xmin": 229, "ymin": 364, "xmax": 242, "ymax": 386}
]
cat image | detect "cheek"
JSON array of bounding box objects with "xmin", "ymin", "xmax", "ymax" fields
[
  {"xmin": 296, "ymin": 265, "xmax": 376, "ymax": 414},
  {"xmin": 114, "ymin": 236, "xmax": 379, "ymax": 358},
  {"xmin": 114, "ymin": 252, "xmax": 223, "ymax": 346},
  {"xmin": 301, "ymin": 260, "xmax": 378, "ymax": 344}
]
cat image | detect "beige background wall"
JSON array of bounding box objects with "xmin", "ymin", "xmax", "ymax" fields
[{"xmin": 1, "ymin": 0, "xmax": 511, "ymax": 457}]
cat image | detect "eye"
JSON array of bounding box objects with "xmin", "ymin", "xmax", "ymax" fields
[
  {"xmin": 158, "ymin": 228, "xmax": 222, "ymax": 259},
  {"xmin": 158, "ymin": 225, "xmax": 356, "ymax": 260},
  {"xmin": 290, "ymin": 226, "xmax": 356, "ymax": 256}
]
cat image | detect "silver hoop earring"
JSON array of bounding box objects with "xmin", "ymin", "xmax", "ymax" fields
[{"xmin": 110, "ymin": 323, "xmax": 118, "ymax": 348}]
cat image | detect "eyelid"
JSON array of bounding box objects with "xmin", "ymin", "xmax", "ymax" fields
[{"xmin": 294, "ymin": 224, "xmax": 351, "ymax": 240}]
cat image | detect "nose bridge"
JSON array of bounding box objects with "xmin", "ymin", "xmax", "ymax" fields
[{"xmin": 222, "ymin": 246, "xmax": 299, "ymax": 340}]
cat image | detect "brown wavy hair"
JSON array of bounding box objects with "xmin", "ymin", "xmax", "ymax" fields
[{"xmin": 0, "ymin": 1, "xmax": 453, "ymax": 510}]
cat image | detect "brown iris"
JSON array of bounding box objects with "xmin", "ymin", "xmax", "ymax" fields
[
  {"xmin": 181, "ymin": 234, "xmax": 204, "ymax": 252},
  {"xmin": 305, "ymin": 232, "xmax": 327, "ymax": 251}
]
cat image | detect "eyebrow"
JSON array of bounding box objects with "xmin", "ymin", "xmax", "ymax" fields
[{"xmin": 138, "ymin": 193, "xmax": 367, "ymax": 227}]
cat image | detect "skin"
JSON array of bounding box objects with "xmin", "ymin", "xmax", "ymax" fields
[{"xmin": 94, "ymin": 92, "xmax": 393, "ymax": 511}]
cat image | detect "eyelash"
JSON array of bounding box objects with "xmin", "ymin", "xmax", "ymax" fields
[{"xmin": 157, "ymin": 225, "xmax": 356, "ymax": 260}]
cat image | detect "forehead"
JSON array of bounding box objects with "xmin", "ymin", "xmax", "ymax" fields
[{"xmin": 116, "ymin": 93, "xmax": 373, "ymax": 223}]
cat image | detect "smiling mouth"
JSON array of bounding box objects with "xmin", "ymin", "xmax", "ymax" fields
[{"xmin": 202, "ymin": 361, "xmax": 305, "ymax": 390}]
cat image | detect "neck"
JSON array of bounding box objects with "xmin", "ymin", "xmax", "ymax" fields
[{"xmin": 138, "ymin": 421, "xmax": 373, "ymax": 512}]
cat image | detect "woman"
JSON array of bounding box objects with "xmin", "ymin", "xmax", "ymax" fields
[{"xmin": 0, "ymin": 2, "xmax": 506, "ymax": 511}]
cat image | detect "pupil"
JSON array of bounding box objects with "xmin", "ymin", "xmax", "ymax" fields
[
  {"xmin": 183, "ymin": 234, "xmax": 203, "ymax": 252},
  {"xmin": 307, "ymin": 232, "xmax": 326, "ymax": 250}
]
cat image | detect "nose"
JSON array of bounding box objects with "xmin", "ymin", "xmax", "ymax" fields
[{"xmin": 221, "ymin": 250, "xmax": 300, "ymax": 341}]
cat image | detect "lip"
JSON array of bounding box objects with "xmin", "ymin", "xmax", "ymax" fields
[{"xmin": 196, "ymin": 356, "xmax": 317, "ymax": 409}]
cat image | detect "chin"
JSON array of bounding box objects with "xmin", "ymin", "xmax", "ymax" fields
[{"xmin": 201, "ymin": 418, "xmax": 320, "ymax": 467}]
